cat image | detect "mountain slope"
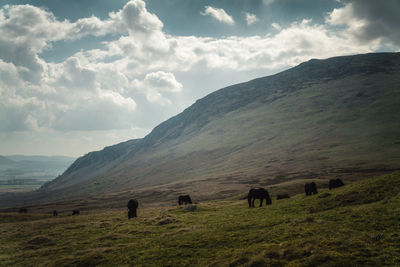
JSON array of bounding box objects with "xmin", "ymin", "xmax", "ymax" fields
[{"xmin": 3, "ymin": 52, "xmax": 400, "ymax": 206}]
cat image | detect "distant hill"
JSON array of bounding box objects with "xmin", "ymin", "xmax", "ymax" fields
[
  {"xmin": 0, "ymin": 156, "xmax": 15, "ymax": 166},
  {"xmin": 2, "ymin": 52, "xmax": 400, "ymax": 207},
  {"xmin": 0, "ymin": 155, "xmax": 75, "ymax": 191},
  {"xmin": 6, "ymin": 155, "xmax": 75, "ymax": 164}
]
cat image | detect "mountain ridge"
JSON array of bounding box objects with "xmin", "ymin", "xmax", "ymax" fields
[
  {"xmin": 42, "ymin": 52, "xmax": 400, "ymax": 193},
  {"xmin": 2, "ymin": 52, "xmax": 400, "ymax": 208}
]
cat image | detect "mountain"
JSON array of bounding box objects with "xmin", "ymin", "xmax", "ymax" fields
[
  {"xmin": 0, "ymin": 155, "xmax": 75, "ymax": 190},
  {"xmin": 2, "ymin": 52, "xmax": 400, "ymax": 207},
  {"xmin": 0, "ymin": 156, "xmax": 16, "ymax": 169},
  {"xmin": 6, "ymin": 155, "xmax": 75, "ymax": 164}
]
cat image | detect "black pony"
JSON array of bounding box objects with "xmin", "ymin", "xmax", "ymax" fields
[
  {"xmin": 178, "ymin": 195, "xmax": 192, "ymax": 205},
  {"xmin": 53, "ymin": 210, "xmax": 58, "ymax": 216},
  {"xmin": 329, "ymin": 178, "xmax": 344, "ymax": 190},
  {"xmin": 128, "ymin": 199, "xmax": 139, "ymax": 219},
  {"xmin": 248, "ymin": 188, "xmax": 272, "ymax": 207},
  {"xmin": 72, "ymin": 209, "xmax": 80, "ymax": 215},
  {"xmin": 19, "ymin": 208, "xmax": 27, "ymax": 213},
  {"xmin": 305, "ymin": 182, "xmax": 318, "ymax": 196}
]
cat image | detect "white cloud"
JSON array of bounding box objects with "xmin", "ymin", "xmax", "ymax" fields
[
  {"xmin": 143, "ymin": 71, "xmax": 183, "ymax": 93},
  {"xmin": 0, "ymin": 0, "xmax": 393, "ymax": 138},
  {"xmin": 131, "ymin": 71, "xmax": 182, "ymax": 106},
  {"xmin": 201, "ymin": 6, "xmax": 234, "ymax": 25},
  {"xmin": 245, "ymin": 12, "xmax": 258, "ymax": 26},
  {"xmin": 271, "ymin": 23, "xmax": 281, "ymax": 31}
]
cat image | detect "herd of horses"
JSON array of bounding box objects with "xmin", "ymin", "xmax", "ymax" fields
[{"xmin": 17, "ymin": 178, "xmax": 345, "ymax": 218}]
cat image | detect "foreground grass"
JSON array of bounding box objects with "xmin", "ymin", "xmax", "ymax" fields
[{"xmin": 1, "ymin": 173, "xmax": 400, "ymax": 266}]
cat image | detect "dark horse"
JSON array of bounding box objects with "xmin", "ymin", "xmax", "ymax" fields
[
  {"xmin": 19, "ymin": 208, "xmax": 28, "ymax": 213},
  {"xmin": 248, "ymin": 188, "xmax": 272, "ymax": 207},
  {"xmin": 305, "ymin": 182, "xmax": 318, "ymax": 196},
  {"xmin": 127, "ymin": 199, "xmax": 138, "ymax": 219},
  {"xmin": 53, "ymin": 210, "xmax": 58, "ymax": 216},
  {"xmin": 178, "ymin": 195, "xmax": 192, "ymax": 205},
  {"xmin": 72, "ymin": 209, "xmax": 80, "ymax": 215},
  {"xmin": 329, "ymin": 178, "xmax": 344, "ymax": 190}
]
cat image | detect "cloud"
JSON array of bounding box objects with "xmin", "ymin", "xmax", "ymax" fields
[
  {"xmin": 263, "ymin": 0, "xmax": 275, "ymax": 6},
  {"xmin": 0, "ymin": 0, "xmax": 394, "ymax": 137},
  {"xmin": 326, "ymin": 0, "xmax": 400, "ymax": 47},
  {"xmin": 51, "ymin": 89, "xmax": 137, "ymax": 131},
  {"xmin": 245, "ymin": 12, "xmax": 258, "ymax": 26},
  {"xmin": 271, "ymin": 23, "xmax": 281, "ymax": 31},
  {"xmin": 143, "ymin": 71, "xmax": 183, "ymax": 93},
  {"xmin": 201, "ymin": 6, "xmax": 234, "ymax": 25},
  {"xmin": 131, "ymin": 71, "xmax": 182, "ymax": 106},
  {"xmin": 0, "ymin": 4, "xmax": 72, "ymax": 83}
]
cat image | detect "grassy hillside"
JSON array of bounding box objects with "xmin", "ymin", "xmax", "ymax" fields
[
  {"xmin": 2, "ymin": 52, "xmax": 400, "ymax": 208},
  {"xmin": 1, "ymin": 172, "xmax": 399, "ymax": 266}
]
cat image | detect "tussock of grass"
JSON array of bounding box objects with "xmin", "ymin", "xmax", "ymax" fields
[{"xmin": 1, "ymin": 173, "xmax": 400, "ymax": 266}]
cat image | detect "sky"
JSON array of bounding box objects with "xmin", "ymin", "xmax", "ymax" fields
[{"xmin": 0, "ymin": 0, "xmax": 399, "ymax": 157}]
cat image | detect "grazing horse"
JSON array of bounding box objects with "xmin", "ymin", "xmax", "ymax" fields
[
  {"xmin": 178, "ymin": 195, "xmax": 192, "ymax": 205},
  {"xmin": 305, "ymin": 182, "xmax": 318, "ymax": 196},
  {"xmin": 248, "ymin": 188, "xmax": 272, "ymax": 207},
  {"xmin": 276, "ymin": 194, "xmax": 290, "ymax": 200},
  {"xmin": 19, "ymin": 208, "xmax": 28, "ymax": 213},
  {"xmin": 72, "ymin": 209, "xmax": 80, "ymax": 215},
  {"xmin": 127, "ymin": 199, "xmax": 138, "ymax": 219},
  {"xmin": 329, "ymin": 178, "xmax": 344, "ymax": 190},
  {"xmin": 53, "ymin": 210, "xmax": 58, "ymax": 216}
]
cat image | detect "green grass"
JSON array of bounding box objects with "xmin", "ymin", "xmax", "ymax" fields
[{"xmin": 1, "ymin": 172, "xmax": 400, "ymax": 266}]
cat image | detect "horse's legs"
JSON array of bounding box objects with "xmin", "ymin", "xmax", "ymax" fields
[
  {"xmin": 252, "ymin": 198, "xmax": 255, "ymax": 207},
  {"xmin": 259, "ymin": 198, "xmax": 263, "ymax": 207}
]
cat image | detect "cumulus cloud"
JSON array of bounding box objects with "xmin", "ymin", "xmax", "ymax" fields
[
  {"xmin": 131, "ymin": 71, "xmax": 182, "ymax": 106},
  {"xmin": 0, "ymin": 0, "xmax": 395, "ymax": 138},
  {"xmin": 201, "ymin": 6, "xmax": 234, "ymax": 25},
  {"xmin": 143, "ymin": 71, "xmax": 182, "ymax": 93},
  {"xmin": 326, "ymin": 0, "xmax": 400, "ymax": 47},
  {"xmin": 245, "ymin": 12, "xmax": 258, "ymax": 26}
]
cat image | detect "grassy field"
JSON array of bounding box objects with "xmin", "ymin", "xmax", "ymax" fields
[{"xmin": 1, "ymin": 172, "xmax": 400, "ymax": 266}]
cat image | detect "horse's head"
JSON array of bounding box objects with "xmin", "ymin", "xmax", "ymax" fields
[{"xmin": 266, "ymin": 196, "xmax": 272, "ymax": 205}]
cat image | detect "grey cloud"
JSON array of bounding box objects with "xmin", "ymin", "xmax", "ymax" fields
[
  {"xmin": 351, "ymin": 0, "xmax": 400, "ymax": 45},
  {"xmin": 332, "ymin": 0, "xmax": 400, "ymax": 46}
]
